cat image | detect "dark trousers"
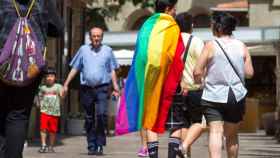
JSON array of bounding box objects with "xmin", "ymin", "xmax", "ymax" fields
[
  {"xmin": 80, "ymin": 85, "xmax": 109, "ymax": 151},
  {"xmin": 0, "ymin": 79, "xmax": 40, "ymax": 158}
]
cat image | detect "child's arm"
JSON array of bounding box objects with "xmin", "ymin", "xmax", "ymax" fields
[{"xmin": 58, "ymin": 84, "xmax": 66, "ymax": 98}]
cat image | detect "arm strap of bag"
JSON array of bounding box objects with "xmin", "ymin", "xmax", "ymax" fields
[
  {"xmin": 43, "ymin": 47, "xmax": 47, "ymax": 60},
  {"xmin": 13, "ymin": 0, "xmax": 47, "ymax": 60},
  {"xmin": 183, "ymin": 35, "xmax": 193, "ymax": 63},
  {"xmin": 12, "ymin": 0, "xmax": 36, "ymax": 18},
  {"xmin": 215, "ymin": 40, "xmax": 245, "ymax": 86}
]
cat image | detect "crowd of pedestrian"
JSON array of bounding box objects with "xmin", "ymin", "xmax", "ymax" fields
[
  {"xmin": 131, "ymin": 0, "xmax": 253, "ymax": 158},
  {"xmin": 0, "ymin": 0, "xmax": 254, "ymax": 158}
]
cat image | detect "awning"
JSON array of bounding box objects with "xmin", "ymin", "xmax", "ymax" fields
[
  {"xmin": 210, "ymin": 7, "xmax": 248, "ymax": 12},
  {"xmin": 113, "ymin": 49, "xmax": 134, "ymax": 65},
  {"xmin": 85, "ymin": 27, "xmax": 280, "ymax": 47},
  {"xmin": 85, "ymin": 27, "xmax": 280, "ymax": 65},
  {"xmin": 211, "ymin": 0, "xmax": 248, "ymax": 12}
]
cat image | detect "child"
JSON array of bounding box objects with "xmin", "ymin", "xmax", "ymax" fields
[{"xmin": 38, "ymin": 67, "xmax": 64, "ymax": 153}]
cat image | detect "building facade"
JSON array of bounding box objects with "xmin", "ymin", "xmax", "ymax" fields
[{"xmin": 34, "ymin": 0, "xmax": 280, "ymax": 135}]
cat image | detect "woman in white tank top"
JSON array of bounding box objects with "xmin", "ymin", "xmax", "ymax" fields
[{"xmin": 194, "ymin": 12, "xmax": 254, "ymax": 158}]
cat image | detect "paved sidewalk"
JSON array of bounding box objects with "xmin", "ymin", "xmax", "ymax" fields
[{"xmin": 23, "ymin": 131, "xmax": 280, "ymax": 158}]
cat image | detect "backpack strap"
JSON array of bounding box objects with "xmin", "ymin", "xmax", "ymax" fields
[
  {"xmin": 12, "ymin": 0, "xmax": 36, "ymax": 18},
  {"xmin": 43, "ymin": 47, "xmax": 47, "ymax": 60},
  {"xmin": 215, "ymin": 39, "xmax": 245, "ymax": 86},
  {"xmin": 183, "ymin": 35, "xmax": 193, "ymax": 63}
]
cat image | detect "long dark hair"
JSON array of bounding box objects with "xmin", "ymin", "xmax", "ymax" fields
[
  {"xmin": 175, "ymin": 12, "xmax": 193, "ymax": 33},
  {"xmin": 155, "ymin": 0, "xmax": 177, "ymax": 13},
  {"xmin": 211, "ymin": 12, "xmax": 238, "ymax": 36}
]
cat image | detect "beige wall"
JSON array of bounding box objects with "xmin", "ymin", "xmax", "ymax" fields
[
  {"xmin": 105, "ymin": 2, "xmax": 141, "ymax": 31},
  {"xmin": 105, "ymin": 0, "xmax": 233, "ymax": 31},
  {"xmin": 250, "ymin": 0, "xmax": 280, "ymax": 26},
  {"xmin": 273, "ymin": 0, "xmax": 280, "ymax": 6}
]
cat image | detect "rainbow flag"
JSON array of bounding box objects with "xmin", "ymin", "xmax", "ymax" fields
[{"xmin": 115, "ymin": 13, "xmax": 185, "ymax": 135}]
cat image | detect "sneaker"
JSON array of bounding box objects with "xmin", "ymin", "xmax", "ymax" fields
[
  {"xmin": 178, "ymin": 145, "xmax": 191, "ymax": 158},
  {"xmin": 88, "ymin": 150, "xmax": 96, "ymax": 155},
  {"xmin": 95, "ymin": 146, "xmax": 103, "ymax": 156},
  {"xmin": 38, "ymin": 145, "xmax": 48, "ymax": 153},
  {"xmin": 48, "ymin": 147, "xmax": 56, "ymax": 153},
  {"xmin": 137, "ymin": 147, "xmax": 149, "ymax": 157},
  {"xmin": 178, "ymin": 145, "xmax": 190, "ymax": 158},
  {"xmin": 187, "ymin": 151, "xmax": 191, "ymax": 158}
]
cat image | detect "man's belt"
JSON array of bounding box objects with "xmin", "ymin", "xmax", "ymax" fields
[
  {"xmin": 82, "ymin": 83, "xmax": 110, "ymax": 89},
  {"xmin": 94, "ymin": 83, "xmax": 109, "ymax": 89}
]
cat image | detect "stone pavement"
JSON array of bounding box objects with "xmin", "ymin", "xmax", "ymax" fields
[{"xmin": 23, "ymin": 130, "xmax": 280, "ymax": 158}]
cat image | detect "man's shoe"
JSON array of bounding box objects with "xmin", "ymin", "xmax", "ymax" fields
[
  {"xmin": 95, "ymin": 146, "xmax": 103, "ymax": 156},
  {"xmin": 88, "ymin": 150, "xmax": 96, "ymax": 155},
  {"xmin": 38, "ymin": 145, "xmax": 48, "ymax": 153},
  {"xmin": 177, "ymin": 145, "xmax": 191, "ymax": 158},
  {"xmin": 48, "ymin": 147, "xmax": 56, "ymax": 153}
]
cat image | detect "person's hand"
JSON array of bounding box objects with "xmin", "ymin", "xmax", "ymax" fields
[
  {"xmin": 63, "ymin": 84, "xmax": 69, "ymax": 95},
  {"xmin": 180, "ymin": 88, "xmax": 188, "ymax": 96},
  {"xmin": 112, "ymin": 83, "xmax": 120, "ymax": 97},
  {"xmin": 112, "ymin": 89, "xmax": 120, "ymax": 98},
  {"xmin": 34, "ymin": 95, "xmax": 41, "ymax": 108},
  {"xmin": 60, "ymin": 89, "xmax": 66, "ymax": 98}
]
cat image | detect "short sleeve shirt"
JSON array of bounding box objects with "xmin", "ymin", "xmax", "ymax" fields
[
  {"xmin": 70, "ymin": 44, "xmax": 119, "ymax": 87},
  {"xmin": 181, "ymin": 33, "xmax": 204, "ymax": 91},
  {"xmin": 39, "ymin": 83, "xmax": 63, "ymax": 116}
]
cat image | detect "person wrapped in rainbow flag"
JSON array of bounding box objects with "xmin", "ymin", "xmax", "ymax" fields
[{"xmin": 116, "ymin": 0, "xmax": 185, "ymax": 157}]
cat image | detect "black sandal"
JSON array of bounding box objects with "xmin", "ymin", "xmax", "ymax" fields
[
  {"xmin": 38, "ymin": 145, "xmax": 48, "ymax": 153},
  {"xmin": 177, "ymin": 145, "xmax": 191, "ymax": 158}
]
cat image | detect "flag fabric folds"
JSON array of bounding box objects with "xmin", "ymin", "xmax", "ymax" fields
[{"xmin": 115, "ymin": 13, "xmax": 185, "ymax": 135}]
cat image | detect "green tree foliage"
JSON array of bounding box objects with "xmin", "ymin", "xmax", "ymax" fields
[
  {"xmin": 87, "ymin": 0, "xmax": 154, "ymax": 18},
  {"xmin": 85, "ymin": 0, "xmax": 154, "ymax": 30},
  {"xmin": 131, "ymin": 0, "xmax": 154, "ymax": 7}
]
